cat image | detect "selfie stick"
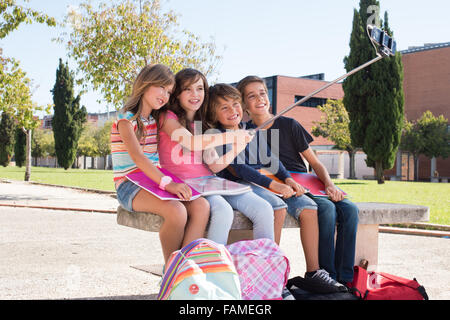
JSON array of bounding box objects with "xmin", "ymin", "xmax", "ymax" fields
[{"xmin": 254, "ymin": 25, "xmax": 397, "ymax": 131}]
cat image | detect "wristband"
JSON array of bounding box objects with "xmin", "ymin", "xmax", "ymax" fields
[{"xmin": 159, "ymin": 176, "xmax": 173, "ymax": 190}]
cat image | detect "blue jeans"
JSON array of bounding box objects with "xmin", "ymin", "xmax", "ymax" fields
[
  {"xmin": 205, "ymin": 190, "xmax": 274, "ymax": 245},
  {"xmin": 311, "ymin": 196, "xmax": 359, "ymax": 283}
]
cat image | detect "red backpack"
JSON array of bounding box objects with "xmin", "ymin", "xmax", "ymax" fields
[{"xmin": 349, "ymin": 266, "xmax": 428, "ymax": 300}]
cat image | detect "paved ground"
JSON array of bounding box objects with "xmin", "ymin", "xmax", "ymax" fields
[{"xmin": 0, "ymin": 179, "xmax": 449, "ymax": 300}]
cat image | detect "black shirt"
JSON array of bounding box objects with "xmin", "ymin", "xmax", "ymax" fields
[
  {"xmin": 247, "ymin": 116, "xmax": 313, "ymax": 173},
  {"xmin": 214, "ymin": 123, "xmax": 291, "ymax": 188}
]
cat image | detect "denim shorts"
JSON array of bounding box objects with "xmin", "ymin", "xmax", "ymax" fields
[
  {"xmin": 284, "ymin": 194, "xmax": 318, "ymax": 220},
  {"xmin": 116, "ymin": 180, "xmax": 141, "ymax": 212}
]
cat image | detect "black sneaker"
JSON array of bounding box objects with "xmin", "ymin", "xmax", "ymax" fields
[
  {"xmin": 303, "ymin": 269, "xmax": 348, "ymax": 294},
  {"xmin": 281, "ymin": 287, "xmax": 295, "ymax": 300}
]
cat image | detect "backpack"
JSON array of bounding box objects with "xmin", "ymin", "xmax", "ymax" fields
[
  {"xmin": 349, "ymin": 266, "xmax": 429, "ymax": 300},
  {"xmin": 286, "ymin": 276, "xmax": 358, "ymax": 300},
  {"xmin": 226, "ymin": 238, "xmax": 290, "ymax": 300},
  {"xmin": 157, "ymin": 238, "xmax": 242, "ymax": 300}
]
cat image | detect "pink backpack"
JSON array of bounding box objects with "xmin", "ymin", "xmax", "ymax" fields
[{"xmin": 226, "ymin": 238, "xmax": 290, "ymax": 300}]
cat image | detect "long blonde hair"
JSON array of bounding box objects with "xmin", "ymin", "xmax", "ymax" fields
[{"xmin": 122, "ymin": 64, "xmax": 175, "ymax": 141}]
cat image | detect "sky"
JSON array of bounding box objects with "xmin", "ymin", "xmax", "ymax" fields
[{"xmin": 1, "ymin": 0, "xmax": 450, "ymax": 117}]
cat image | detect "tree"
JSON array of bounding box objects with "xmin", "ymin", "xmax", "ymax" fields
[
  {"xmin": 0, "ymin": 0, "xmax": 55, "ymax": 39},
  {"xmin": 14, "ymin": 127, "xmax": 26, "ymax": 167},
  {"xmin": 418, "ymin": 111, "xmax": 450, "ymax": 161},
  {"xmin": 402, "ymin": 111, "xmax": 450, "ymax": 180},
  {"xmin": 77, "ymin": 123, "xmax": 99, "ymax": 168},
  {"xmin": 59, "ymin": 0, "xmax": 221, "ymax": 109},
  {"xmin": 343, "ymin": 1, "xmax": 404, "ymax": 184},
  {"xmin": 0, "ymin": 2, "xmax": 54, "ymax": 179},
  {"xmin": 51, "ymin": 59, "xmax": 87, "ymax": 170},
  {"xmin": 311, "ymin": 99, "xmax": 358, "ymax": 179},
  {"xmin": 31, "ymin": 127, "xmax": 45, "ymax": 165},
  {"xmin": 0, "ymin": 56, "xmax": 46, "ymax": 180},
  {"xmin": 94, "ymin": 119, "xmax": 113, "ymax": 169},
  {"xmin": 32, "ymin": 128, "xmax": 54, "ymax": 165},
  {"xmin": 400, "ymin": 118, "xmax": 424, "ymax": 181},
  {"xmin": 0, "ymin": 112, "xmax": 16, "ymax": 166}
]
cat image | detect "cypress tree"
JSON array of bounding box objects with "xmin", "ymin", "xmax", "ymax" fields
[
  {"xmin": 51, "ymin": 59, "xmax": 87, "ymax": 169},
  {"xmin": 0, "ymin": 112, "xmax": 16, "ymax": 166},
  {"xmin": 343, "ymin": 0, "xmax": 404, "ymax": 184},
  {"xmin": 14, "ymin": 127, "xmax": 26, "ymax": 167}
]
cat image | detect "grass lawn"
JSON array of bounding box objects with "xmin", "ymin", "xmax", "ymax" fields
[
  {"xmin": 335, "ymin": 179, "xmax": 450, "ymax": 226},
  {"xmin": 0, "ymin": 166, "xmax": 115, "ymax": 192},
  {"xmin": 1, "ymin": 166, "xmax": 449, "ymax": 225}
]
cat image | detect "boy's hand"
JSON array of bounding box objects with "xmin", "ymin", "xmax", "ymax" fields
[
  {"xmin": 284, "ymin": 177, "xmax": 308, "ymax": 197},
  {"xmin": 325, "ymin": 184, "xmax": 344, "ymax": 202},
  {"xmin": 269, "ymin": 180, "xmax": 295, "ymax": 199},
  {"xmin": 234, "ymin": 129, "xmax": 255, "ymax": 145},
  {"xmin": 165, "ymin": 182, "xmax": 192, "ymax": 201}
]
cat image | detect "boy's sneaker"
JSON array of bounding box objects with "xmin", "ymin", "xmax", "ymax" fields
[
  {"xmin": 303, "ymin": 269, "xmax": 348, "ymax": 294},
  {"xmin": 281, "ymin": 287, "xmax": 295, "ymax": 300}
]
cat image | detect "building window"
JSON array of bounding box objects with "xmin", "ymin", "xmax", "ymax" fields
[
  {"xmin": 43, "ymin": 116, "xmax": 53, "ymax": 129},
  {"xmin": 294, "ymin": 95, "xmax": 327, "ymax": 108},
  {"xmin": 263, "ymin": 76, "xmax": 277, "ymax": 114}
]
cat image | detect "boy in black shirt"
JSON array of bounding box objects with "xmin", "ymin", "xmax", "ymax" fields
[
  {"xmin": 238, "ymin": 76, "xmax": 359, "ymax": 286},
  {"xmin": 205, "ymin": 83, "xmax": 347, "ymax": 293}
]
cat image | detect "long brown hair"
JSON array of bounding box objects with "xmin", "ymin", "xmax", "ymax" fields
[
  {"xmin": 168, "ymin": 68, "xmax": 209, "ymax": 134},
  {"xmin": 122, "ymin": 64, "xmax": 174, "ymax": 141}
]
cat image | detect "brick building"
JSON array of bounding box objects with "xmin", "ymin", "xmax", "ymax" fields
[
  {"xmin": 40, "ymin": 111, "xmax": 116, "ymax": 130},
  {"xmin": 386, "ymin": 42, "xmax": 450, "ymax": 181}
]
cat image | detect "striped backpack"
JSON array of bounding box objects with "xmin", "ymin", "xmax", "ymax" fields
[
  {"xmin": 157, "ymin": 238, "xmax": 242, "ymax": 300},
  {"xmin": 226, "ymin": 238, "xmax": 290, "ymax": 300}
]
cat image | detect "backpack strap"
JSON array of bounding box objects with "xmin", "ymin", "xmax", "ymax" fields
[
  {"xmin": 374, "ymin": 272, "xmax": 429, "ymax": 300},
  {"xmin": 347, "ymin": 287, "xmax": 368, "ymax": 300},
  {"xmin": 350, "ymin": 266, "xmax": 369, "ymax": 295},
  {"xmin": 414, "ymin": 280, "xmax": 429, "ymax": 300},
  {"xmin": 157, "ymin": 238, "xmax": 207, "ymax": 300}
]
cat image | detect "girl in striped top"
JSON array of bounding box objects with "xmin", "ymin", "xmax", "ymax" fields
[{"xmin": 111, "ymin": 64, "xmax": 210, "ymax": 264}]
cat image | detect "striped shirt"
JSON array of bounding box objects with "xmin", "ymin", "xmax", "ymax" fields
[{"xmin": 110, "ymin": 111, "xmax": 159, "ymax": 183}]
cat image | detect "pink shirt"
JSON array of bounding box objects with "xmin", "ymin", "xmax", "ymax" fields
[{"xmin": 158, "ymin": 110, "xmax": 213, "ymax": 180}]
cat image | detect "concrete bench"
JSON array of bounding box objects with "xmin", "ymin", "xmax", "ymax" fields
[{"xmin": 117, "ymin": 202, "xmax": 429, "ymax": 272}]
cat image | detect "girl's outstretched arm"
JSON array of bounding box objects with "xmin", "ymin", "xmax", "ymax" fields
[
  {"xmin": 204, "ymin": 138, "xmax": 252, "ymax": 173},
  {"xmin": 161, "ymin": 117, "xmax": 252, "ymax": 151}
]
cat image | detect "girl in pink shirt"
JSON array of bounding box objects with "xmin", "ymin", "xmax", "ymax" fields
[
  {"xmin": 111, "ymin": 64, "xmax": 209, "ymax": 264},
  {"xmin": 159, "ymin": 68, "xmax": 276, "ymax": 244}
]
